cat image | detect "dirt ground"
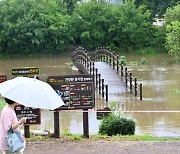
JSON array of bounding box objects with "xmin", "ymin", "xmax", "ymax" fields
[{"xmin": 24, "ymin": 140, "xmax": 180, "ymax": 154}]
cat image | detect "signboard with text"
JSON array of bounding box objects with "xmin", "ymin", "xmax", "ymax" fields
[
  {"xmin": 47, "ymin": 75, "xmax": 95, "ymax": 110},
  {"xmin": 15, "ymin": 105, "xmax": 41, "ymax": 125},
  {"xmin": 12, "ymin": 67, "xmax": 39, "ymax": 76},
  {"xmin": 0, "ymin": 74, "xmax": 7, "ymax": 83}
]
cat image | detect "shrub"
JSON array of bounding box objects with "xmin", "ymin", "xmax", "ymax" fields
[{"xmin": 99, "ymin": 114, "xmax": 135, "ymax": 136}]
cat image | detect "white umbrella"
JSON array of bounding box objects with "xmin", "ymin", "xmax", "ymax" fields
[{"xmin": 0, "ymin": 76, "xmax": 64, "ymax": 110}]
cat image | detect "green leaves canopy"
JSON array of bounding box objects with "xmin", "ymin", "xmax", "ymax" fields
[
  {"xmin": 0, "ymin": 0, "xmax": 72, "ymax": 55},
  {"xmin": 71, "ymin": 1, "xmax": 112, "ymax": 49},
  {"xmin": 165, "ymin": 4, "xmax": 180, "ymax": 63},
  {"xmin": 72, "ymin": 1, "xmax": 153, "ymax": 51}
]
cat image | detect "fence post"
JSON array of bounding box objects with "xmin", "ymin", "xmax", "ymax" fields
[
  {"xmin": 135, "ymin": 77, "xmax": 137, "ymax": 96},
  {"xmin": 90, "ymin": 61, "xmax": 92, "ymax": 74},
  {"xmin": 109, "ymin": 53, "xmax": 111, "ymax": 66},
  {"xmin": 95, "ymin": 69, "xmax": 98, "ymax": 89},
  {"xmin": 106, "ymin": 52, "xmax": 108, "ymax": 63},
  {"xmin": 99, "ymin": 74, "xmax": 101, "ymax": 94},
  {"xmin": 121, "ymin": 61, "xmax": 123, "ymax": 79},
  {"xmin": 54, "ymin": 112, "xmax": 60, "ymax": 138},
  {"xmin": 125, "ymin": 67, "xmax": 128, "ymax": 86},
  {"xmin": 113, "ymin": 53, "xmax": 115, "ymax": 69},
  {"xmin": 117, "ymin": 55, "xmax": 119, "ymax": 74},
  {"xmin": 140, "ymin": 83, "xmax": 142, "ymax": 100},
  {"xmin": 92, "ymin": 62, "xmax": 95, "ymax": 76},
  {"xmin": 83, "ymin": 109, "xmax": 89, "ymax": 138},
  {"xmin": 86, "ymin": 55, "xmax": 89, "ymax": 70},
  {"xmin": 84, "ymin": 54, "xmax": 87, "ymax": 67},
  {"xmin": 130, "ymin": 72, "xmax": 132, "ymax": 93},
  {"xmin": 94, "ymin": 51, "xmax": 96, "ymax": 61},
  {"xmin": 105, "ymin": 85, "xmax": 108, "ymax": 102},
  {"xmin": 102, "ymin": 79, "xmax": 104, "ymax": 97}
]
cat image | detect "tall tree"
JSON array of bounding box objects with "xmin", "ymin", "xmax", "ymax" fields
[
  {"xmin": 165, "ymin": 4, "xmax": 180, "ymax": 63},
  {"xmin": 0, "ymin": 0, "xmax": 72, "ymax": 55},
  {"xmin": 134, "ymin": 0, "xmax": 179, "ymax": 17},
  {"xmin": 71, "ymin": 1, "xmax": 153, "ymax": 51}
]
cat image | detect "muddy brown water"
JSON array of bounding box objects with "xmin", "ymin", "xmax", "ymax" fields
[{"xmin": 0, "ymin": 54, "xmax": 179, "ymax": 137}]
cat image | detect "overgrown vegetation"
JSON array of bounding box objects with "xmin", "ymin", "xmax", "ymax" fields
[
  {"xmin": 165, "ymin": 4, "xmax": 180, "ymax": 63},
  {"xmin": 99, "ymin": 114, "xmax": 136, "ymax": 136},
  {"xmin": 0, "ymin": 99, "xmax": 6, "ymax": 109},
  {"xmin": 120, "ymin": 56, "xmax": 147, "ymax": 66},
  {"xmin": 173, "ymin": 89, "xmax": 180, "ymax": 94},
  {"xmin": 98, "ymin": 102, "xmax": 135, "ymax": 136}
]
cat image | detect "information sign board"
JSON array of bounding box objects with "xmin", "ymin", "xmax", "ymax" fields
[
  {"xmin": 47, "ymin": 75, "xmax": 95, "ymax": 110},
  {"xmin": 0, "ymin": 74, "xmax": 7, "ymax": 83},
  {"xmin": 15, "ymin": 105, "xmax": 41, "ymax": 125},
  {"xmin": 12, "ymin": 67, "xmax": 39, "ymax": 76}
]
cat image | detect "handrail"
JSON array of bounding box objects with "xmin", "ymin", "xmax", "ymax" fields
[
  {"xmin": 72, "ymin": 46, "xmax": 142, "ymax": 101},
  {"xmin": 71, "ymin": 47, "xmax": 109, "ymax": 102},
  {"xmin": 89, "ymin": 47, "xmax": 143, "ymax": 100}
]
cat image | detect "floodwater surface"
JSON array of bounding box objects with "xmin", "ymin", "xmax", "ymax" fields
[{"xmin": 0, "ymin": 54, "xmax": 179, "ymax": 137}]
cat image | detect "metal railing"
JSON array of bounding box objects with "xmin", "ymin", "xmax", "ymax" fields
[
  {"xmin": 71, "ymin": 47, "xmax": 109, "ymax": 101},
  {"xmin": 72, "ymin": 46, "xmax": 142, "ymax": 101},
  {"xmin": 88, "ymin": 47, "xmax": 142, "ymax": 100}
]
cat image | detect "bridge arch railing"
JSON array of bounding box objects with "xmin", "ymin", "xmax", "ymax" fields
[
  {"xmin": 88, "ymin": 47, "xmax": 142, "ymax": 100},
  {"xmin": 71, "ymin": 47, "xmax": 109, "ymax": 101}
]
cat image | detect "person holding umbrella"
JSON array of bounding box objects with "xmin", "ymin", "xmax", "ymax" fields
[{"xmin": 0, "ymin": 98, "xmax": 27, "ymax": 154}]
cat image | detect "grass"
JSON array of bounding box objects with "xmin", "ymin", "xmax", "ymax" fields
[
  {"xmin": 173, "ymin": 89, "xmax": 180, "ymax": 94},
  {"xmin": 0, "ymin": 99, "xmax": 6, "ymax": 109},
  {"xmin": 26, "ymin": 133, "xmax": 180, "ymax": 143}
]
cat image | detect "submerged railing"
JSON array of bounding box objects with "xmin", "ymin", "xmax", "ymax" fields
[{"xmin": 71, "ymin": 46, "xmax": 142, "ymax": 101}]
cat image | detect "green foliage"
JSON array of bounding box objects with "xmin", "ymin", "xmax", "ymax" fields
[
  {"xmin": 173, "ymin": 89, "xmax": 180, "ymax": 94},
  {"xmin": 109, "ymin": 102, "xmax": 118, "ymax": 111},
  {"xmin": 63, "ymin": 0, "xmax": 78, "ymax": 15},
  {"xmin": 61, "ymin": 130, "xmax": 82, "ymax": 140},
  {"xmin": 120, "ymin": 56, "xmax": 128, "ymax": 66},
  {"xmin": 0, "ymin": 100, "xmax": 6, "ymax": 109},
  {"xmin": 165, "ymin": 4, "xmax": 180, "ymax": 63},
  {"xmin": 0, "ymin": 0, "xmax": 168, "ymax": 55},
  {"xmin": 120, "ymin": 55, "xmax": 147, "ymax": 66},
  {"xmin": 134, "ymin": 0, "xmax": 179, "ymax": 17},
  {"xmin": 0, "ymin": 0, "xmax": 72, "ymax": 55},
  {"xmin": 140, "ymin": 57, "xmax": 147, "ymax": 65},
  {"xmin": 71, "ymin": 1, "xmax": 112, "ymax": 49},
  {"xmin": 151, "ymin": 26, "xmax": 166, "ymax": 50},
  {"xmin": 108, "ymin": 1, "xmax": 154, "ymax": 51},
  {"xmin": 99, "ymin": 114, "xmax": 136, "ymax": 136},
  {"xmin": 128, "ymin": 61, "xmax": 139, "ymax": 66},
  {"xmin": 134, "ymin": 47, "xmax": 158, "ymax": 55},
  {"xmin": 72, "ymin": 1, "xmax": 154, "ymax": 51}
]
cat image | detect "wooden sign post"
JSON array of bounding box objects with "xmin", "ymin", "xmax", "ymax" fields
[
  {"xmin": 48, "ymin": 75, "xmax": 95, "ymax": 138},
  {"xmin": 15, "ymin": 105, "xmax": 41, "ymax": 138}
]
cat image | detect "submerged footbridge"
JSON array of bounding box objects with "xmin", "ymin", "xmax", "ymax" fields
[{"xmin": 71, "ymin": 47, "xmax": 142, "ymax": 102}]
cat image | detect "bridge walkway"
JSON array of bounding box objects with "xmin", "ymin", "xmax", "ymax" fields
[{"xmin": 95, "ymin": 62, "xmax": 127, "ymax": 95}]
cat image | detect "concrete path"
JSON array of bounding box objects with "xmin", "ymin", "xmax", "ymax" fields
[{"xmin": 94, "ymin": 62, "xmax": 127, "ymax": 95}]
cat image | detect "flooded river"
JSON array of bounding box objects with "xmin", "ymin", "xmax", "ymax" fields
[{"xmin": 0, "ymin": 54, "xmax": 179, "ymax": 137}]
